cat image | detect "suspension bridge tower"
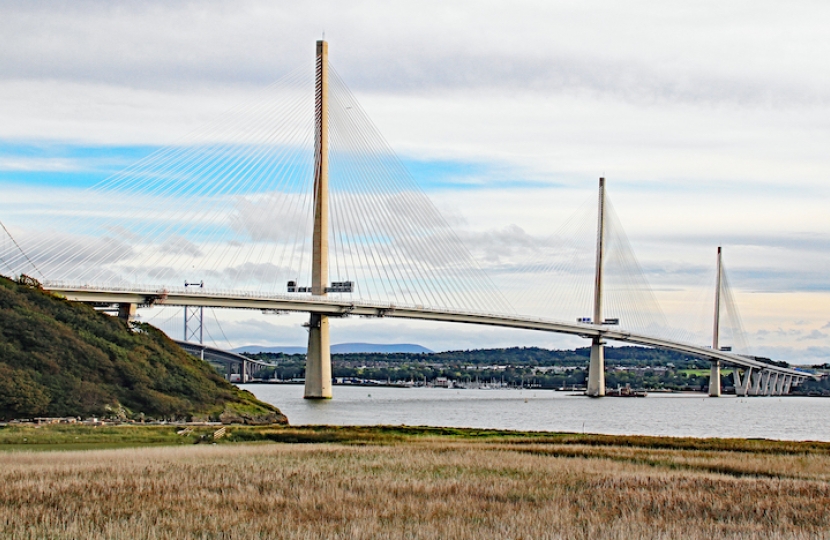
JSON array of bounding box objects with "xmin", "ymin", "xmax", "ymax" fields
[
  {"xmin": 709, "ymin": 246, "xmax": 723, "ymax": 397},
  {"xmin": 304, "ymin": 40, "xmax": 333, "ymax": 399},
  {"xmin": 586, "ymin": 177, "xmax": 607, "ymax": 397}
]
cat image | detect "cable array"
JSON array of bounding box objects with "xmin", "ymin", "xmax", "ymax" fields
[
  {"xmin": 326, "ymin": 66, "xmax": 513, "ymax": 314},
  {"xmin": 0, "ymin": 50, "xmax": 756, "ymax": 343},
  {"xmin": 602, "ymin": 197, "xmax": 688, "ymax": 342},
  {"xmin": 0, "ymin": 220, "xmax": 43, "ymax": 279},
  {"xmin": 508, "ymin": 188, "xmax": 714, "ymax": 346},
  {"xmin": 509, "ymin": 195, "xmax": 597, "ymax": 321},
  {"xmin": 0, "ymin": 59, "xmax": 512, "ymax": 315},
  {"xmin": 1, "ymin": 63, "xmax": 318, "ymax": 291},
  {"xmin": 718, "ymin": 261, "xmax": 751, "ymax": 354}
]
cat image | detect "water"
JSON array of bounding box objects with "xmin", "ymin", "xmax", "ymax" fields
[{"xmin": 246, "ymin": 384, "xmax": 830, "ymax": 442}]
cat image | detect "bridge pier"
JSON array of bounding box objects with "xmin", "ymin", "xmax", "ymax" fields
[
  {"xmin": 763, "ymin": 371, "xmax": 773, "ymax": 395},
  {"xmin": 709, "ymin": 247, "xmax": 723, "ymax": 397},
  {"xmin": 735, "ymin": 367, "xmax": 751, "ymax": 397},
  {"xmin": 752, "ymin": 370, "xmax": 764, "ymax": 395},
  {"xmin": 586, "ymin": 177, "xmax": 606, "ymax": 398},
  {"xmin": 775, "ymin": 373, "xmax": 786, "ymax": 395},
  {"xmin": 709, "ymin": 360, "xmax": 721, "ymax": 397},
  {"xmin": 304, "ymin": 39, "xmax": 333, "ymax": 399},
  {"xmin": 587, "ymin": 337, "xmax": 605, "ymax": 397},
  {"xmin": 117, "ymin": 302, "xmax": 136, "ymax": 323},
  {"xmin": 305, "ymin": 313, "xmax": 332, "ymax": 398}
]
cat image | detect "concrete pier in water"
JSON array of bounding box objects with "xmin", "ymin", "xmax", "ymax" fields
[{"xmin": 305, "ymin": 40, "xmax": 332, "ymax": 399}]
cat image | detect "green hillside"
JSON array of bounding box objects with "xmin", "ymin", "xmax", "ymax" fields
[{"xmin": 0, "ymin": 275, "xmax": 286, "ymax": 424}]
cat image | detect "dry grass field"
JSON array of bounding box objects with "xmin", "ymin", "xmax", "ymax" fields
[{"xmin": 2, "ymin": 429, "xmax": 829, "ymax": 539}]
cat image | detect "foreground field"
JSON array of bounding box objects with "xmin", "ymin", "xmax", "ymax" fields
[{"xmin": 1, "ymin": 427, "xmax": 829, "ymax": 539}]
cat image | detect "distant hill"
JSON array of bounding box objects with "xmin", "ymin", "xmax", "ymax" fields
[
  {"xmin": 233, "ymin": 343, "xmax": 433, "ymax": 355},
  {"xmin": 334, "ymin": 343, "xmax": 433, "ymax": 354},
  {"xmin": 234, "ymin": 345, "xmax": 308, "ymax": 355},
  {"xmin": 0, "ymin": 275, "xmax": 286, "ymax": 424}
]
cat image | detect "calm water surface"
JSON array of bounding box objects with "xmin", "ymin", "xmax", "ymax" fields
[{"xmin": 246, "ymin": 384, "xmax": 830, "ymax": 442}]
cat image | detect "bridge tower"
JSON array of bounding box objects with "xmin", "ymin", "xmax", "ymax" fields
[
  {"xmin": 183, "ymin": 280, "xmax": 206, "ymax": 362},
  {"xmin": 586, "ymin": 177, "xmax": 607, "ymax": 397},
  {"xmin": 709, "ymin": 247, "xmax": 723, "ymax": 397},
  {"xmin": 304, "ymin": 39, "xmax": 333, "ymax": 399}
]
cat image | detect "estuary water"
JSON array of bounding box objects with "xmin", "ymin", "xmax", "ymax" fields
[{"xmin": 246, "ymin": 384, "xmax": 830, "ymax": 442}]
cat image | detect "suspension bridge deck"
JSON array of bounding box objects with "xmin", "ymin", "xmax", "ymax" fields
[{"xmin": 46, "ymin": 283, "xmax": 813, "ymax": 381}]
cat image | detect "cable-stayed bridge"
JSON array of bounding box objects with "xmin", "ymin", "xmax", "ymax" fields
[{"xmin": 0, "ymin": 41, "xmax": 815, "ymax": 398}]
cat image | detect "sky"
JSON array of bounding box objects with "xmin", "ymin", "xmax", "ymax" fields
[{"xmin": 0, "ymin": 1, "xmax": 828, "ymax": 362}]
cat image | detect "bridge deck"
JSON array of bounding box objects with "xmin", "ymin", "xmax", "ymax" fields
[{"xmin": 47, "ymin": 284, "xmax": 814, "ymax": 380}]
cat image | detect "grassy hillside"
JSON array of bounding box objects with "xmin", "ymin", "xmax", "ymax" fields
[{"xmin": 0, "ymin": 275, "xmax": 286, "ymax": 424}]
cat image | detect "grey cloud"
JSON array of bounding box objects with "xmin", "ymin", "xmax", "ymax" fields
[
  {"xmin": 207, "ymin": 316, "xmax": 304, "ymax": 345},
  {"xmin": 230, "ymin": 194, "xmax": 312, "ymax": 242},
  {"xmin": 798, "ymin": 329, "xmax": 829, "ymax": 341},
  {"xmin": 750, "ymin": 344, "xmax": 830, "ymax": 365},
  {"xmin": 1, "ymin": 1, "xmax": 828, "ymax": 109},
  {"xmin": 0, "ymin": 229, "xmax": 134, "ymax": 282},
  {"xmin": 643, "ymin": 232, "xmax": 830, "ymax": 254},
  {"xmin": 159, "ymin": 235, "xmax": 202, "ymax": 257},
  {"xmin": 220, "ymin": 262, "xmax": 294, "ymax": 287},
  {"xmin": 459, "ymin": 224, "xmax": 541, "ymax": 264}
]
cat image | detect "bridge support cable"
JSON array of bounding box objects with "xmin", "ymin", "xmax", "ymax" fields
[
  {"xmin": 7, "ymin": 38, "xmax": 514, "ymax": 322},
  {"xmin": 604, "ymin": 201, "xmax": 669, "ymax": 339},
  {"xmin": 329, "ymin": 94, "xmax": 438, "ymax": 307},
  {"xmin": 508, "ymin": 179, "xmax": 693, "ymax": 344},
  {"xmin": 0, "ymin": 220, "xmax": 44, "ymax": 279},
  {"xmin": 717, "ymin": 259, "xmax": 751, "ymax": 355},
  {"xmin": 208, "ymin": 307, "xmax": 235, "ymax": 351},
  {"xmin": 509, "ymin": 195, "xmax": 596, "ymax": 321},
  {"xmin": 326, "ymin": 66, "xmax": 514, "ymax": 315},
  {"xmin": 5, "ymin": 63, "xmax": 319, "ymax": 291}
]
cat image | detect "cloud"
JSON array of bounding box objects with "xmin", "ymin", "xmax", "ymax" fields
[
  {"xmin": 750, "ymin": 344, "xmax": 830, "ymax": 365},
  {"xmin": 2, "ymin": 1, "xmax": 828, "ymax": 362},
  {"xmin": 1, "ymin": 1, "xmax": 829, "ymax": 108},
  {"xmin": 0, "ymin": 157, "xmax": 82, "ymax": 172},
  {"xmin": 159, "ymin": 235, "xmax": 202, "ymax": 257},
  {"xmin": 798, "ymin": 329, "xmax": 829, "ymax": 342}
]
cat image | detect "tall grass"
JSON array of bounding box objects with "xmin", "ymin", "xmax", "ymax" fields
[{"xmin": 1, "ymin": 438, "xmax": 828, "ymax": 539}]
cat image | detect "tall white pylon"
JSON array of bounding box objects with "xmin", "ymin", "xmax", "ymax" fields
[
  {"xmin": 709, "ymin": 246, "xmax": 723, "ymax": 397},
  {"xmin": 586, "ymin": 177, "xmax": 606, "ymax": 397},
  {"xmin": 304, "ymin": 40, "xmax": 332, "ymax": 399}
]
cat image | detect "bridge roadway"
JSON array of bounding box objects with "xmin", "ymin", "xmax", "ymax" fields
[
  {"xmin": 46, "ymin": 283, "xmax": 814, "ymax": 383},
  {"xmin": 174, "ymin": 340, "xmax": 271, "ymax": 382}
]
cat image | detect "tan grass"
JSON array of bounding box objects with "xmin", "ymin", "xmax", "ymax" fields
[{"xmin": 1, "ymin": 440, "xmax": 829, "ymax": 539}]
